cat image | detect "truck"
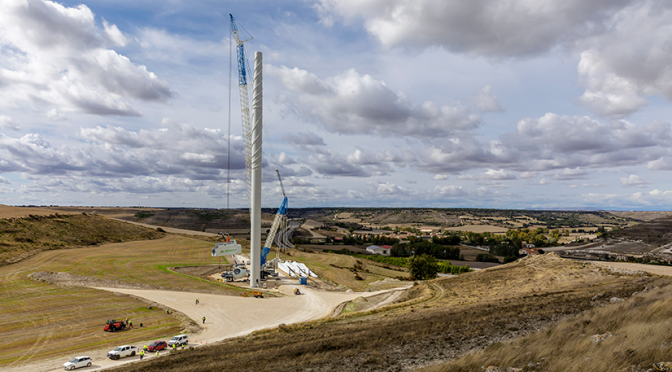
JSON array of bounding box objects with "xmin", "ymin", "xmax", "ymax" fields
[
  {"xmin": 107, "ymin": 345, "xmax": 138, "ymax": 360},
  {"xmin": 103, "ymin": 319, "xmax": 126, "ymax": 332}
]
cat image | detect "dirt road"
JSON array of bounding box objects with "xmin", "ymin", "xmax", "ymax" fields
[
  {"xmin": 12, "ymin": 285, "xmax": 407, "ymax": 372},
  {"xmin": 110, "ymin": 218, "xmax": 221, "ymax": 237}
]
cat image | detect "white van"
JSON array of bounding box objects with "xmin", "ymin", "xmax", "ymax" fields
[{"xmin": 168, "ymin": 334, "xmax": 189, "ymax": 347}]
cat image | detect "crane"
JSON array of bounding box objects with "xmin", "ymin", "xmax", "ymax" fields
[
  {"xmin": 230, "ymin": 14, "xmax": 253, "ymax": 208},
  {"xmin": 228, "ymin": 14, "xmax": 290, "ymax": 278}
]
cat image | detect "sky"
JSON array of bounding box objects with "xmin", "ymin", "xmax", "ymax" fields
[{"xmin": 1, "ymin": 0, "xmax": 672, "ymax": 210}]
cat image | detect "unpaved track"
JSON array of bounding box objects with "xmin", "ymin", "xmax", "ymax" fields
[
  {"xmin": 18, "ymin": 285, "xmax": 407, "ymax": 372},
  {"xmin": 110, "ymin": 218, "xmax": 220, "ymax": 237}
]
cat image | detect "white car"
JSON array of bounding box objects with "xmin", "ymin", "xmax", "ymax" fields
[
  {"xmin": 167, "ymin": 334, "xmax": 189, "ymax": 347},
  {"xmin": 63, "ymin": 356, "xmax": 92, "ymax": 370},
  {"xmin": 107, "ymin": 345, "xmax": 138, "ymax": 360}
]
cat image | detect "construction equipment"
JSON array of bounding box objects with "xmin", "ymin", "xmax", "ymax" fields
[
  {"xmin": 103, "ymin": 319, "xmax": 126, "ymax": 332},
  {"xmin": 293, "ymin": 288, "xmax": 301, "ymax": 295},
  {"xmin": 242, "ymin": 291, "xmax": 263, "ymax": 298},
  {"xmin": 212, "ymin": 232, "xmax": 242, "ymax": 257},
  {"xmin": 221, "ymin": 255, "xmax": 249, "ymax": 282}
]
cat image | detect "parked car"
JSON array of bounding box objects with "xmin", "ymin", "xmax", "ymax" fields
[
  {"xmin": 167, "ymin": 334, "xmax": 189, "ymax": 347},
  {"xmin": 107, "ymin": 345, "xmax": 138, "ymax": 360},
  {"xmin": 147, "ymin": 340, "xmax": 167, "ymax": 352},
  {"xmin": 63, "ymin": 356, "xmax": 92, "ymax": 370}
]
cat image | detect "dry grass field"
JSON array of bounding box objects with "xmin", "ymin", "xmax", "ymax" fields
[
  {"xmin": 0, "ymin": 205, "xmax": 77, "ymax": 219},
  {"xmin": 425, "ymin": 278, "xmax": 672, "ymax": 372},
  {"xmin": 0, "ymin": 234, "xmax": 240, "ymax": 367},
  {"xmin": 107, "ymin": 254, "xmax": 665, "ymax": 372},
  {"xmin": 0, "ymin": 213, "xmax": 165, "ymax": 266}
]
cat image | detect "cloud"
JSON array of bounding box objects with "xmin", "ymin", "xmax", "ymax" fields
[
  {"xmin": 0, "ymin": 116, "xmax": 20, "ymax": 130},
  {"xmin": 539, "ymin": 178, "xmax": 549, "ymax": 185},
  {"xmin": 471, "ymin": 85, "xmax": 504, "ymax": 113},
  {"xmin": 0, "ymin": 121, "xmax": 248, "ymax": 181},
  {"xmin": 620, "ymin": 174, "xmax": 652, "ymax": 188},
  {"xmin": 518, "ymin": 171, "xmax": 538, "ymax": 179},
  {"xmin": 277, "ymin": 152, "xmax": 296, "ymax": 165},
  {"xmin": 102, "ymin": 18, "xmax": 128, "ymax": 47},
  {"xmin": 577, "ymin": 1, "xmax": 672, "ymax": 117},
  {"xmin": 648, "ymin": 157, "xmax": 672, "ymax": 170},
  {"xmin": 0, "ymin": 0, "xmax": 172, "ymax": 116},
  {"xmin": 313, "ymin": 0, "xmax": 634, "ymax": 58},
  {"xmin": 481, "ymin": 169, "xmax": 516, "ymax": 180},
  {"xmin": 433, "ymin": 174, "xmax": 448, "ymax": 180},
  {"xmin": 269, "ymin": 65, "xmax": 480, "ymax": 138},
  {"xmin": 282, "ymin": 178, "xmax": 315, "ymax": 187},
  {"xmin": 0, "ymin": 176, "xmax": 10, "ymax": 184},
  {"xmin": 282, "ymin": 132, "xmax": 326, "ymax": 146},
  {"xmin": 553, "ymin": 168, "xmax": 588, "ymax": 180}
]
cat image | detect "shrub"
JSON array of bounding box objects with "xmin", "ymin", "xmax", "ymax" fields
[{"xmin": 407, "ymin": 254, "xmax": 438, "ymax": 280}]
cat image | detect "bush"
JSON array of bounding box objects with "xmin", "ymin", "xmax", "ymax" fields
[
  {"xmin": 437, "ymin": 261, "xmax": 471, "ymax": 275},
  {"xmin": 407, "ymin": 254, "xmax": 438, "ymax": 280},
  {"xmin": 475, "ymin": 253, "xmax": 500, "ymax": 263}
]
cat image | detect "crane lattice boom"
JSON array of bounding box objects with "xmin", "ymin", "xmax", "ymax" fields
[{"xmin": 231, "ymin": 14, "xmax": 253, "ymax": 208}]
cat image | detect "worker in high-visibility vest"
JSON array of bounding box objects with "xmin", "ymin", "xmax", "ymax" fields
[
  {"xmin": 139, "ymin": 350, "xmax": 144, "ymax": 360},
  {"xmin": 143, "ymin": 345, "xmax": 148, "ymax": 353}
]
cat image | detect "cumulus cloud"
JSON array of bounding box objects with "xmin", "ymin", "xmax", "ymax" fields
[
  {"xmin": 620, "ymin": 174, "xmax": 652, "ymax": 188},
  {"xmin": 577, "ymin": 1, "xmax": 672, "ymax": 117},
  {"xmin": 0, "ymin": 116, "xmax": 20, "ymax": 130},
  {"xmin": 0, "ymin": 121, "xmax": 247, "ymax": 182},
  {"xmin": 471, "ymin": 85, "xmax": 504, "ymax": 113},
  {"xmin": 433, "ymin": 174, "xmax": 448, "ymax": 180},
  {"xmin": 282, "ymin": 178, "xmax": 315, "ymax": 187},
  {"xmin": 0, "ymin": 176, "xmax": 10, "ymax": 184},
  {"xmin": 313, "ymin": 0, "xmax": 633, "ymax": 57},
  {"xmin": 553, "ymin": 168, "xmax": 588, "ymax": 180},
  {"xmin": 481, "ymin": 169, "xmax": 516, "ymax": 180},
  {"xmin": 268, "ymin": 65, "xmax": 480, "ymax": 138},
  {"xmin": 0, "ymin": 0, "xmax": 172, "ymax": 116}
]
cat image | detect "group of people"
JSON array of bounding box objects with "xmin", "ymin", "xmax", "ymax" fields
[
  {"xmin": 125, "ymin": 318, "xmax": 133, "ymax": 329},
  {"xmin": 138, "ymin": 343, "xmax": 185, "ymax": 360}
]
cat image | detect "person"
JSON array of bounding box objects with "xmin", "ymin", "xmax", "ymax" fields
[
  {"xmin": 125, "ymin": 317, "xmax": 129, "ymax": 326},
  {"xmin": 181, "ymin": 343, "xmax": 185, "ymax": 350},
  {"xmin": 202, "ymin": 316, "xmax": 206, "ymax": 324},
  {"xmin": 166, "ymin": 308, "xmax": 170, "ymax": 314},
  {"xmin": 195, "ymin": 298, "xmax": 199, "ymax": 305},
  {"xmin": 172, "ymin": 344, "xmax": 176, "ymax": 351},
  {"xmin": 139, "ymin": 350, "xmax": 144, "ymax": 360},
  {"xmin": 129, "ymin": 320, "xmax": 133, "ymax": 329},
  {"xmin": 143, "ymin": 345, "xmax": 148, "ymax": 353},
  {"xmin": 155, "ymin": 350, "xmax": 159, "ymax": 356}
]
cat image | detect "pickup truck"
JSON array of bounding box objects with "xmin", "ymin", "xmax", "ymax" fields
[{"xmin": 107, "ymin": 345, "xmax": 138, "ymax": 360}]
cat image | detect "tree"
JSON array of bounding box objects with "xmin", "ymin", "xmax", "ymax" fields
[{"xmin": 407, "ymin": 254, "xmax": 438, "ymax": 280}]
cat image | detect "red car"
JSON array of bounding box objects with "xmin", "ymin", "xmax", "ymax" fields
[{"xmin": 147, "ymin": 341, "xmax": 167, "ymax": 352}]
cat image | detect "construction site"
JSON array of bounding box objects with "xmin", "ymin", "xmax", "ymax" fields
[{"xmin": 4, "ymin": 11, "xmax": 672, "ymax": 372}]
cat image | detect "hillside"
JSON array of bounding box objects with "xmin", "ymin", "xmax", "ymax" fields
[
  {"xmin": 0, "ymin": 213, "xmax": 164, "ymax": 266},
  {"xmin": 106, "ymin": 254, "xmax": 664, "ymax": 372}
]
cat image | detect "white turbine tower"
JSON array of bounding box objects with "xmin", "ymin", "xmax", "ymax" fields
[{"xmin": 249, "ymin": 51, "xmax": 263, "ymax": 287}]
